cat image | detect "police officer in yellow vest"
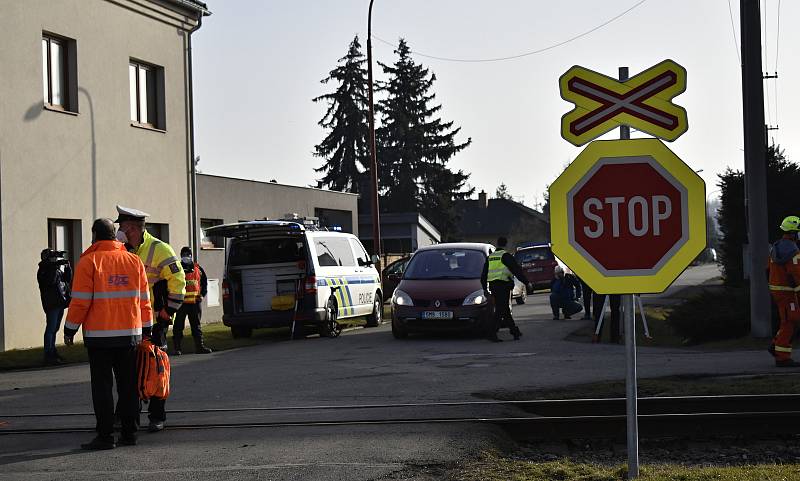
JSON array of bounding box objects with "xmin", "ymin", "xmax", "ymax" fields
[
  {"xmin": 115, "ymin": 205, "xmax": 186, "ymax": 433},
  {"xmin": 483, "ymin": 237, "xmax": 532, "ymax": 342},
  {"xmin": 173, "ymin": 246, "xmax": 212, "ymax": 355}
]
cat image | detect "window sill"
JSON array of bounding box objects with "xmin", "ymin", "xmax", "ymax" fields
[
  {"xmin": 44, "ymin": 104, "xmax": 79, "ymax": 116},
  {"xmin": 130, "ymin": 122, "xmax": 166, "ymax": 133}
]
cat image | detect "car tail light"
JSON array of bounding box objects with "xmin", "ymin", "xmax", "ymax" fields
[
  {"xmin": 305, "ymin": 275, "xmax": 318, "ymax": 295},
  {"xmin": 222, "ymin": 279, "xmax": 230, "ymax": 300}
]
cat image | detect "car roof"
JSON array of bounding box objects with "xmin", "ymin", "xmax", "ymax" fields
[
  {"xmin": 415, "ymin": 242, "xmax": 494, "ymax": 255},
  {"xmin": 516, "ymin": 243, "xmax": 552, "ymax": 251}
]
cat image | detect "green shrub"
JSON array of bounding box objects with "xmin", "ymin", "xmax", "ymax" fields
[{"xmin": 665, "ymin": 287, "xmax": 749, "ymax": 343}]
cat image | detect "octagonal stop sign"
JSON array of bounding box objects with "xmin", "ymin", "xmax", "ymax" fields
[{"xmin": 550, "ymin": 138, "xmax": 706, "ymax": 294}]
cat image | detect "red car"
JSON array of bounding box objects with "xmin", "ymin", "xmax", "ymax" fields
[
  {"xmin": 391, "ymin": 243, "xmax": 494, "ymax": 338},
  {"xmin": 515, "ymin": 244, "xmax": 565, "ymax": 292}
]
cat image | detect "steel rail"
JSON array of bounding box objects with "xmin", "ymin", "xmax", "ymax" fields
[
  {"xmin": 2, "ymin": 411, "xmax": 799, "ymax": 437},
  {"xmin": 3, "ymin": 394, "xmax": 798, "ymax": 418}
]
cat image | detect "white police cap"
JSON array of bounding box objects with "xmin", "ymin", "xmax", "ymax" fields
[{"xmin": 114, "ymin": 205, "xmax": 151, "ymax": 223}]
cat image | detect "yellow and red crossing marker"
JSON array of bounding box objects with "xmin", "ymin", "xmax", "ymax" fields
[{"xmin": 559, "ymin": 59, "xmax": 688, "ymax": 146}]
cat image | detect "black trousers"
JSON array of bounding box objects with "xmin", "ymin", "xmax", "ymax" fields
[
  {"xmin": 148, "ymin": 322, "xmax": 168, "ymax": 422},
  {"xmin": 489, "ymin": 281, "xmax": 517, "ymax": 334},
  {"xmin": 173, "ymin": 303, "xmax": 203, "ymax": 343},
  {"xmin": 580, "ymin": 280, "xmax": 593, "ymax": 318},
  {"xmin": 593, "ymin": 294, "xmax": 621, "ymax": 343},
  {"xmin": 87, "ymin": 346, "xmax": 138, "ymax": 438}
]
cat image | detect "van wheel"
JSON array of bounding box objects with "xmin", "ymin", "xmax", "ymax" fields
[
  {"xmin": 320, "ymin": 297, "xmax": 341, "ymax": 338},
  {"xmin": 365, "ymin": 293, "xmax": 383, "ymax": 327},
  {"xmin": 391, "ymin": 319, "xmax": 408, "ymax": 339},
  {"xmin": 231, "ymin": 326, "xmax": 252, "ymax": 338}
]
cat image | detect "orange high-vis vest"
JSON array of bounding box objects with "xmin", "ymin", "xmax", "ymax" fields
[
  {"xmin": 65, "ymin": 240, "xmax": 152, "ymax": 347},
  {"xmin": 183, "ymin": 263, "xmax": 200, "ymax": 304},
  {"xmin": 769, "ymin": 235, "xmax": 800, "ymax": 293}
]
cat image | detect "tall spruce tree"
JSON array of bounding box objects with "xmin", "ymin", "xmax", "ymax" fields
[
  {"xmin": 377, "ymin": 39, "xmax": 472, "ymax": 239},
  {"xmin": 313, "ymin": 36, "xmax": 370, "ymax": 193}
]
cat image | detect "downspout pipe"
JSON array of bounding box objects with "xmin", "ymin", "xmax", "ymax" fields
[{"xmin": 187, "ymin": 13, "xmax": 203, "ymax": 253}]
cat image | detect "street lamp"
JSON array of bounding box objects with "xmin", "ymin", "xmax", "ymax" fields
[{"xmin": 367, "ymin": 0, "xmax": 382, "ymax": 264}]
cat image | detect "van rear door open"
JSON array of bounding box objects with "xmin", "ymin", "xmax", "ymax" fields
[{"xmin": 206, "ymin": 222, "xmax": 308, "ymax": 316}]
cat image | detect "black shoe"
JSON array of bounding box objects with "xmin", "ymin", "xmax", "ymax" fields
[
  {"xmin": 564, "ymin": 315, "xmax": 572, "ymax": 320},
  {"xmin": 776, "ymin": 359, "xmax": 800, "ymax": 368},
  {"xmin": 118, "ymin": 434, "xmax": 137, "ymax": 446},
  {"xmin": 552, "ymin": 316, "xmax": 560, "ymax": 320},
  {"xmin": 174, "ymin": 349, "xmax": 182, "ymax": 356},
  {"xmin": 148, "ymin": 421, "xmax": 165, "ymax": 432},
  {"xmin": 81, "ymin": 436, "xmax": 115, "ymax": 450},
  {"xmin": 768, "ymin": 344, "xmax": 776, "ymax": 357},
  {"xmin": 44, "ymin": 356, "xmax": 64, "ymax": 366},
  {"xmin": 511, "ymin": 327, "xmax": 522, "ymax": 340},
  {"xmin": 194, "ymin": 344, "xmax": 212, "ymax": 354}
]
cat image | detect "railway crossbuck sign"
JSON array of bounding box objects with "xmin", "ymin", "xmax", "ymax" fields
[
  {"xmin": 560, "ymin": 59, "xmax": 688, "ymax": 147},
  {"xmin": 550, "ymin": 139, "xmax": 706, "ymax": 294}
]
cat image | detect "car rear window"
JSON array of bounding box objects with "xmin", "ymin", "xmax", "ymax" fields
[
  {"xmin": 404, "ymin": 249, "xmax": 486, "ymax": 280},
  {"xmin": 228, "ymin": 238, "xmax": 305, "ymax": 267},
  {"xmin": 515, "ymin": 247, "xmax": 553, "ymax": 263}
]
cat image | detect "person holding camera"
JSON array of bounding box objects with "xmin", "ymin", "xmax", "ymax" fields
[{"xmin": 37, "ymin": 248, "xmax": 72, "ymax": 365}]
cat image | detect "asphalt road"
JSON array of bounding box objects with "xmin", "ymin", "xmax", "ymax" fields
[{"xmin": 2, "ymin": 264, "xmax": 775, "ymax": 480}]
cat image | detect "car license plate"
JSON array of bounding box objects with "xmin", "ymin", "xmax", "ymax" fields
[{"xmin": 422, "ymin": 311, "xmax": 454, "ymax": 320}]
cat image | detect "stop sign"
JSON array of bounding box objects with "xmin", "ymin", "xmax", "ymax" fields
[{"xmin": 550, "ymin": 139, "xmax": 705, "ymax": 294}]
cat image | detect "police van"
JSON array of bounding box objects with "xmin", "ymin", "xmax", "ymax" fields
[{"xmin": 206, "ymin": 219, "xmax": 383, "ymax": 338}]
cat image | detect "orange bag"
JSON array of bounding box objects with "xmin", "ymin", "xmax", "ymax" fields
[{"xmin": 136, "ymin": 339, "xmax": 170, "ymax": 400}]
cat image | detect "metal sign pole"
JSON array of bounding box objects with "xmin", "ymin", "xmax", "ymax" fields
[{"xmin": 619, "ymin": 66, "xmax": 640, "ymax": 480}]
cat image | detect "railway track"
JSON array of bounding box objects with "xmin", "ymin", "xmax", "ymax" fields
[{"xmin": 2, "ymin": 394, "xmax": 799, "ymax": 440}]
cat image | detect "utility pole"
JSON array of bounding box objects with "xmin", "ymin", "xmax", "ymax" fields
[
  {"xmin": 740, "ymin": 0, "xmax": 771, "ymax": 338},
  {"xmin": 366, "ymin": 0, "xmax": 382, "ymax": 263}
]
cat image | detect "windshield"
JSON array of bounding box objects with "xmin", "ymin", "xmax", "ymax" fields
[
  {"xmin": 515, "ymin": 247, "xmax": 553, "ymax": 263},
  {"xmin": 228, "ymin": 237, "xmax": 305, "ymax": 267},
  {"xmin": 403, "ymin": 249, "xmax": 486, "ymax": 280}
]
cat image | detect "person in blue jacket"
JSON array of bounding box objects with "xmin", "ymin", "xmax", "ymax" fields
[{"xmin": 549, "ymin": 266, "xmax": 583, "ymax": 320}]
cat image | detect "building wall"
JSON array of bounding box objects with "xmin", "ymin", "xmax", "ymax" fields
[
  {"xmin": 195, "ymin": 174, "xmax": 360, "ymax": 322},
  {"xmin": 0, "ymin": 0, "xmax": 199, "ymax": 350}
]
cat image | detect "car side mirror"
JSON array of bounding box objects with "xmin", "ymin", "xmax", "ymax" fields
[
  {"xmin": 387, "ymin": 273, "xmax": 400, "ymax": 281},
  {"xmin": 371, "ymin": 254, "xmax": 380, "ymax": 265},
  {"xmin": 358, "ymin": 258, "xmax": 373, "ymax": 267}
]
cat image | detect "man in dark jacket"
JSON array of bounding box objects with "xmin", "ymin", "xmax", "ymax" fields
[
  {"xmin": 549, "ymin": 266, "xmax": 583, "ymax": 319},
  {"xmin": 37, "ymin": 249, "xmax": 72, "ymax": 365},
  {"xmin": 482, "ymin": 237, "xmax": 532, "ymax": 342},
  {"xmin": 172, "ymin": 247, "xmax": 212, "ymax": 355}
]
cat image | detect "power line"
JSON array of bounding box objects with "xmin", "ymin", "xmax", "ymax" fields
[
  {"xmin": 727, "ymin": 0, "xmax": 741, "ymax": 63},
  {"xmin": 762, "ymin": 0, "xmax": 772, "ymax": 127},
  {"xmin": 774, "ymin": 0, "xmax": 781, "ymax": 128},
  {"xmin": 373, "ymin": 0, "xmax": 648, "ymax": 63}
]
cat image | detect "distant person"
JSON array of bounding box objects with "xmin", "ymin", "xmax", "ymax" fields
[
  {"xmin": 37, "ymin": 248, "xmax": 72, "ymax": 365},
  {"xmin": 483, "ymin": 237, "xmax": 531, "ymax": 342},
  {"xmin": 172, "ymin": 247, "xmax": 212, "ymax": 355},
  {"xmin": 579, "ymin": 278, "xmax": 593, "ymax": 320},
  {"xmin": 549, "ymin": 266, "xmax": 582, "ymax": 320},
  {"xmin": 63, "ymin": 219, "xmax": 151, "ymax": 449},
  {"xmin": 767, "ymin": 216, "xmax": 800, "ymax": 367},
  {"xmin": 593, "ymin": 293, "xmax": 622, "ymax": 344}
]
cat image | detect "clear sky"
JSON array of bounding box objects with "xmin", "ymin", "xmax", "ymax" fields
[{"xmin": 192, "ymin": 0, "xmax": 796, "ymax": 208}]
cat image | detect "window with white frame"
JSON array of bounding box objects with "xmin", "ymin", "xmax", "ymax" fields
[
  {"xmin": 129, "ymin": 60, "xmax": 165, "ymax": 129},
  {"xmin": 42, "ymin": 34, "xmax": 77, "ymax": 112}
]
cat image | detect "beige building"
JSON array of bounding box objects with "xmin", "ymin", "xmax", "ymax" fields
[
  {"xmin": 196, "ymin": 173, "xmax": 360, "ymax": 322},
  {"xmin": 0, "ymin": 0, "xmax": 209, "ymax": 351}
]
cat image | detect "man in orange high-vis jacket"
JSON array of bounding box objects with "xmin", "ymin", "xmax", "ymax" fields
[
  {"xmin": 64, "ymin": 219, "xmax": 152, "ymax": 450},
  {"xmin": 172, "ymin": 247, "xmax": 212, "ymax": 355},
  {"xmin": 768, "ymin": 216, "xmax": 800, "ymax": 368}
]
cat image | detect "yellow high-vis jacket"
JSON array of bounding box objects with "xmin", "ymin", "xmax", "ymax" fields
[{"xmin": 135, "ymin": 230, "xmax": 186, "ymax": 315}]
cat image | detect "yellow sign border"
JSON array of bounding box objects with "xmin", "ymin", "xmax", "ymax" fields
[
  {"xmin": 550, "ymin": 139, "xmax": 706, "ymax": 294},
  {"xmin": 560, "ymin": 60, "xmax": 688, "ymax": 147}
]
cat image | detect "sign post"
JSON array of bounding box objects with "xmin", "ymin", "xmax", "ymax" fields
[{"xmin": 552, "ymin": 60, "xmax": 704, "ymax": 479}]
